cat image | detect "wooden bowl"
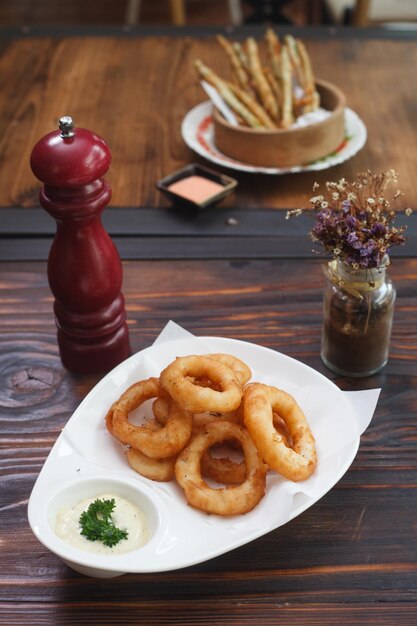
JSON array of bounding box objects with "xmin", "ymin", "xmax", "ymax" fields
[{"xmin": 213, "ymin": 79, "xmax": 346, "ymax": 168}]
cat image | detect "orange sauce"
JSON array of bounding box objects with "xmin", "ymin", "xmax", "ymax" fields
[{"xmin": 168, "ymin": 175, "xmax": 224, "ymax": 203}]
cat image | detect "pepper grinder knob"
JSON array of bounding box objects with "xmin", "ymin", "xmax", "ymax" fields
[
  {"xmin": 30, "ymin": 117, "xmax": 131, "ymax": 374},
  {"xmin": 59, "ymin": 115, "xmax": 75, "ymax": 138}
]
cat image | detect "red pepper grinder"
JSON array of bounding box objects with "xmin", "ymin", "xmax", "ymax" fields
[{"xmin": 30, "ymin": 116, "xmax": 131, "ymax": 374}]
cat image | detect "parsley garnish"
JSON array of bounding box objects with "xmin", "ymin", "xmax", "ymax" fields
[{"xmin": 79, "ymin": 498, "xmax": 128, "ymax": 547}]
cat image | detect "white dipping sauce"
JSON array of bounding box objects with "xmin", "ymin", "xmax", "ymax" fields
[{"xmin": 55, "ymin": 494, "xmax": 149, "ymax": 555}]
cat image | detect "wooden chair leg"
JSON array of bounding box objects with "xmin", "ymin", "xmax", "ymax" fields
[
  {"xmin": 125, "ymin": 0, "xmax": 141, "ymax": 25},
  {"xmin": 354, "ymin": 0, "xmax": 370, "ymax": 26},
  {"xmin": 169, "ymin": 0, "xmax": 186, "ymax": 25}
]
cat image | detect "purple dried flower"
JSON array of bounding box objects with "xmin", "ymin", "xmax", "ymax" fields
[
  {"xmin": 297, "ymin": 170, "xmax": 409, "ymax": 269},
  {"xmin": 359, "ymin": 240, "xmax": 376, "ymax": 257},
  {"xmin": 346, "ymin": 232, "xmax": 361, "ymax": 249},
  {"xmin": 371, "ymin": 223, "xmax": 386, "ymax": 237},
  {"xmin": 345, "ymin": 215, "xmax": 357, "ymax": 228}
]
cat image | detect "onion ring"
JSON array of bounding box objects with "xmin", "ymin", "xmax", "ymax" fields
[
  {"xmin": 153, "ymin": 384, "xmax": 243, "ymax": 431},
  {"xmin": 201, "ymin": 448, "xmax": 246, "ymax": 485},
  {"xmin": 126, "ymin": 447, "xmax": 176, "ymax": 482},
  {"xmin": 152, "ymin": 395, "xmax": 170, "ymax": 423},
  {"xmin": 243, "ymin": 383, "xmax": 316, "ymax": 481},
  {"xmin": 273, "ymin": 412, "xmax": 293, "ymax": 448},
  {"xmin": 160, "ymin": 355, "xmax": 243, "ymax": 413},
  {"xmin": 105, "ymin": 401, "xmax": 117, "ymax": 435},
  {"xmin": 205, "ymin": 353, "xmax": 252, "ymax": 385},
  {"xmin": 192, "ymin": 408, "xmax": 242, "ymax": 428},
  {"xmin": 111, "ymin": 377, "xmax": 193, "ymax": 459},
  {"xmin": 175, "ymin": 421, "xmax": 267, "ymax": 515}
]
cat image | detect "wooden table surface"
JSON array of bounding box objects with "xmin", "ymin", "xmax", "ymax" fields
[
  {"xmin": 2, "ymin": 256, "xmax": 417, "ymax": 625},
  {"xmin": 1, "ymin": 25, "xmax": 417, "ymax": 626},
  {"xmin": 0, "ymin": 25, "xmax": 415, "ymax": 211}
]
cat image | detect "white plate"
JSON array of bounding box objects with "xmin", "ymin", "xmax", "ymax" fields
[
  {"xmin": 181, "ymin": 101, "xmax": 367, "ymax": 174},
  {"xmin": 28, "ymin": 335, "xmax": 361, "ymax": 577}
]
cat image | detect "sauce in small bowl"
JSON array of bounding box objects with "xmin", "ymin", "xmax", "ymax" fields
[
  {"xmin": 29, "ymin": 475, "xmax": 163, "ymax": 578},
  {"xmin": 156, "ymin": 163, "xmax": 237, "ymax": 210},
  {"xmin": 55, "ymin": 492, "xmax": 149, "ymax": 556}
]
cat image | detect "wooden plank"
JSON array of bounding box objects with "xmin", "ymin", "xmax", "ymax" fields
[
  {"xmin": 2, "ymin": 207, "xmax": 311, "ymax": 236},
  {"xmin": 2, "ymin": 236, "xmax": 416, "ymax": 261},
  {"xmin": 1, "ymin": 235, "xmax": 414, "ymax": 261},
  {"xmin": 0, "ymin": 235, "xmax": 313, "ymax": 260},
  {"xmin": 1, "ymin": 207, "xmax": 415, "ymax": 237},
  {"xmin": 0, "ymin": 24, "xmax": 416, "ymax": 40},
  {"xmin": 0, "ymin": 208, "xmax": 415, "ymax": 261},
  {"xmin": 1, "ymin": 603, "xmax": 417, "ymax": 625}
]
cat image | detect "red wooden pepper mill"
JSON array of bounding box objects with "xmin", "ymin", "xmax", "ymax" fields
[{"xmin": 30, "ymin": 116, "xmax": 131, "ymax": 374}]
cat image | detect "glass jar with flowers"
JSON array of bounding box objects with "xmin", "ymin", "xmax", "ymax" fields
[{"xmin": 289, "ymin": 170, "xmax": 410, "ymax": 377}]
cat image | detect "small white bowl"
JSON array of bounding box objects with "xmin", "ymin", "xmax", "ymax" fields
[{"xmin": 28, "ymin": 474, "xmax": 164, "ymax": 578}]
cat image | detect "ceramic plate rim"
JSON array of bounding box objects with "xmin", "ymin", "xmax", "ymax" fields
[{"xmin": 181, "ymin": 100, "xmax": 367, "ymax": 174}]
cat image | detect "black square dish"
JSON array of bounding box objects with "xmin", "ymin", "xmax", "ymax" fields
[{"xmin": 156, "ymin": 163, "xmax": 238, "ymax": 210}]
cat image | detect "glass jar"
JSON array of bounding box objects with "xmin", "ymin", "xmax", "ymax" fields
[{"xmin": 321, "ymin": 259, "xmax": 396, "ymax": 377}]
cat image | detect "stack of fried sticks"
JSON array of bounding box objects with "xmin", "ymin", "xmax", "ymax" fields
[{"xmin": 195, "ymin": 30, "xmax": 320, "ymax": 131}]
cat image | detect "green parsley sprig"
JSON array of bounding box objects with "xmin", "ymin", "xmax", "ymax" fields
[{"xmin": 79, "ymin": 498, "xmax": 128, "ymax": 548}]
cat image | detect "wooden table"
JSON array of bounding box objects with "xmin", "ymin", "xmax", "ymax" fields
[
  {"xmin": 1, "ymin": 25, "xmax": 417, "ymax": 626},
  {"xmin": 0, "ymin": 25, "xmax": 416, "ymax": 211}
]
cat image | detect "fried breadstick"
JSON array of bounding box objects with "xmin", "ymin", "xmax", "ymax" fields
[
  {"xmin": 295, "ymin": 39, "xmax": 313, "ymax": 93},
  {"xmin": 284, "ymin": 34, "xmax": 302, "ymax": 85},
  {"xmin": 304, "ymin": 90, "xmax": 320, "ymax": 113},
  {"xmin": 296, "ymin": 39, "xmax": 320, "ymax": 112},
  {"xmin": 263, "ymin": 66, "xmax": 281, "ymax": 118},
  {"xmin": 232, "ymin": 42, "xmax": 256, "ymax": 97},
  {"xmin": 280, "ymin": 45, "xmax": 294, "ymax": 128},
  {"xmin": 226, "ymin": 81, "xmax": 277, "ymax": 129},
  {"xmin": 216, "ymin": 35, "xmax": 250, "ymax": 92},
  {"xmin": 233, "ymin": 42, "xmax": 249, "ymax": 72},
  {"xmin": 265, "ymin": 28, "xmax": 282, "ymax": 82},
  {"xmin": 246, "ymin": 37, "xmax": 279, "ymax": 121},
  {"xmin": 195, "ymin": 59, "xmax": 264, "ymax": 128}
]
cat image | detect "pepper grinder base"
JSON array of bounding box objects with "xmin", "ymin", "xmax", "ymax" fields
[{"xmin": 58, "ymin": 325, "xmax": 131, "ymax": 375}]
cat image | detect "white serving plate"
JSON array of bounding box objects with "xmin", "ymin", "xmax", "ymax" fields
[
  {"xmin": 181, "ymin": 100, "xmax": 367, "ymax": 174},
  {"xmin": 28, "ymin": 334, "xmax": 361, "ymax": 578}
]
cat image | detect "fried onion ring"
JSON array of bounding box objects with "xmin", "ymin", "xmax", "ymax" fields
[
  {"xmin": 126, "ymin": 447, "xmax": 176, "ymax": 482},
  {"xmin": 111, "ymin": 377, "xmax": 193, "ymax": 459},
  {"xmin": 153, "ymin": 392, "xmax": 242, "ymax": 432},
  {"xmin": 152, "ymin": 394, "xmax": 170, "ymax": 423},
  {"xmin": 192, "ymin": 408, "xmax": 242, "ymax": 428},
  {"xmin": 243, "ymin": 383, "xmax": 316, "ymax": 481},
  {"xmin": 105, "ymin": 401, "xmax": 117, "ymax": 435},
  {"xmin": 201, "ymin": 448, "xmax": 246, "ymax": 485},
  {"xmin": 175, "ymin": 421, "xmax": 267, "ymax": 515},
  {"xmin": 160, "ymin": 355, "xmax": 243, "ymax": 413},
  {"xmin": 205, "ymin": 353, "xmax": 252, "ymax": 385}
]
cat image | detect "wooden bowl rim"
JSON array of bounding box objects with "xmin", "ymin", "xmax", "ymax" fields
[{"xmin": 213, "ymin": 78, "xmax": 346, "ymax": 136}]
